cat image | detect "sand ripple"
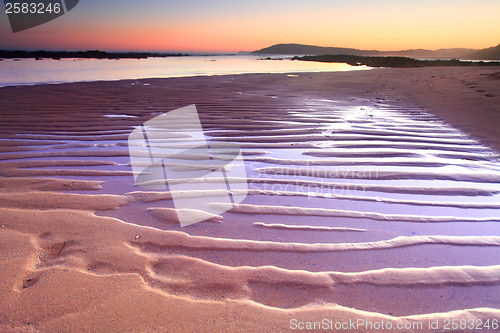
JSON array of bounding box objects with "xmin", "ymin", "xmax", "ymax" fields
[{"xmin": 1, "ymin": 72, "xmax": 500, "ymax": 330}]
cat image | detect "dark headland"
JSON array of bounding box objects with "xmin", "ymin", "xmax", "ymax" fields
[{"xmin": 292, "ymin": 54, "xmax": 500, "ymax": 68}]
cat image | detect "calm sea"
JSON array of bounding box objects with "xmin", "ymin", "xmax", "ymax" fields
[{"xmin": 0, "ymin": 55, "xmax": 369, "ymax": 87}]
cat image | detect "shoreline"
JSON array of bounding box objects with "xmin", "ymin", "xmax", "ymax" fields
[
  {"xmin": 0, "ymin": 69, "xmax": 363, "ymax": 89},
  {"xmin": 0, "ymin": 56, "xmax": 368, "ymax": 88}
]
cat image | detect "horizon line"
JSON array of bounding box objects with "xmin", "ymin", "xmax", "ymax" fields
[{"xmin": 1, "ymin": 42, "xmax": 498, "ymax": 55}]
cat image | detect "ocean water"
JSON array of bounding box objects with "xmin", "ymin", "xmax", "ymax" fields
[{"xmin": 0, "ymin": 55, "xmax": 369, "ymax": 87}]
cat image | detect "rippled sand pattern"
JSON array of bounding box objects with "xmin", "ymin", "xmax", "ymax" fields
[{"xmin": 1, "ymin": 71, "xmax": 500, "ymax": 331}]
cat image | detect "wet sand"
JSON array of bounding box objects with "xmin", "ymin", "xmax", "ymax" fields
[{"xmin": 1, "ymin": 67, "xmax": 500, "ymax": 332}]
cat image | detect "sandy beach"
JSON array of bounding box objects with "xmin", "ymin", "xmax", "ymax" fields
[{"xmin": 1, "ymin": 66, "xmax": 500, "ymax": 332}]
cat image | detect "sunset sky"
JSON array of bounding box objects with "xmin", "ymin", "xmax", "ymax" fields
[{"xmin": 0, "ymin": 0, "xmax": 499, "ymax": 52}]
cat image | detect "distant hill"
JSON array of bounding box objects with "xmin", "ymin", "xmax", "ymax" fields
[
  {"xmin": 253, "ymin": 44, "xmax": 367, "ymax": 56},
  {"xmin": 252, "ymin": 43, "xmax": 476, "ymax": 59},
  {"xmin": 463, "ymin": 44, "xmax": 500, "ymax": 60}
]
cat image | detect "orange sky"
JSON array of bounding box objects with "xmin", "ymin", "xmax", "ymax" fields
[{"xmin": 0, "ymin": 0, "xmax": 499, "ymax": 52}]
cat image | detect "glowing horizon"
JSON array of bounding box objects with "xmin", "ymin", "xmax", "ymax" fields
[{"xmin": 0, "ymin": 0, "xmax": 499, "ymax": 53}]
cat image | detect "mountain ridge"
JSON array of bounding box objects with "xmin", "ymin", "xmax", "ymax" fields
[
  {"xmin": 252, "ymin": 43, "xmax": 479, "ymax": 59},
  {"xmin": 463, "ymin": 44, "xmax": 500, "ymax": 60}
]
